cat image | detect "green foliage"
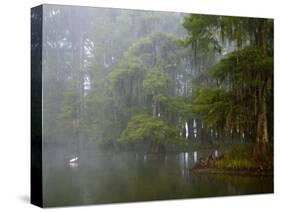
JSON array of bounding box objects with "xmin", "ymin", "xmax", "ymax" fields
[
  {"xmin": 225, "ymin": 143, "xmax": 255, "ymax": 160},
  {"xmin": 214, "ymin": 159, "xmax": 256, "ymax": 170},
  {"xmin": 209, "ymin": 46, "xmax": 273, "ymax": 132},
  {"xmin": 143, "ymin": 68, "xmax": 170, "ymax": 95},
  {"xmin": 182, "ymin": 14, "xmax": 222, "ymax": 52},
  {"xmin": 84, "ymin": 92, "xmax": 120, "ymax": 144},
  {"xmin": 214, "ymin": 144, "xmax": 257, "ymax": 170},
  {"xmin": 109, "ymin": 33, "xmax": 185, "ymax": 94},
  {"xmin": 181, "ymin": 13, "xmax": 273, "ymax": 144},
  {"xmin": 211, "ymin": 46, "xmax": 273, "ymax": 85},
  {"xmin": 153, "ymin": 95, "xmax": 191, "ymax": 119},
  {"xmin": 190, "ymin": 87, "xmax": 232, "ymax": 127},
  {"xmin": 211, "ymin": 143, "xmax": 258, "ymax": 170},
  {"xmin": 52, "ymin": 9, "xmax": 273, "ymax": 154},
  {"xmin": 118, "ymin": 114, "xmax": 184, "ymax": 144},
  {"xmin": 182, "ymin": 14, "xmax": 273, "ymax": 52},
  {"xmin": 108, "ymin": 32, "xmax": 189, "ymax": 145}
]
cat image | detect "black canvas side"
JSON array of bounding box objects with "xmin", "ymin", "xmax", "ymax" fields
[{"xmin": 31, "ymin": 5, "xmax": 43, "ymax": 208}]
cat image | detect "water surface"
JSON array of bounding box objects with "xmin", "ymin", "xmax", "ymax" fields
[{"xmin": 43, "ymin": 150, "xmax": 273, "ymax": 207}]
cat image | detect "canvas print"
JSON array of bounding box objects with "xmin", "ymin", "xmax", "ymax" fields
[{"xmin": 31, "ymin": 4, "xmax": 273, "ymax": 208}]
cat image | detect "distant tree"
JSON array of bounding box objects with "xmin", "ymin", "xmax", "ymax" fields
[{"xmin": 118, "ymin": 114, "xmax": 184, "ymax": 153}]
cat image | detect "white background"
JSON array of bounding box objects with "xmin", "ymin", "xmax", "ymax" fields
[{"xmin": 0, "ymin": 0, "xmax": 279, "ymax": 211}]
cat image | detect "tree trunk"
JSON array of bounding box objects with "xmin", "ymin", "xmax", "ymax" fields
[
  {"xmin": 257, "ymin": 87, "xmax": 268, "ymax": 144},
  {"xmin": 148, "ymin": 141, "xmax": 166, "ymax": 154},
  {"xmin": 253, "ymin": 19, "xmax": 271, "ymax": 161},
  {"xmin": 188, "ymin": 119, "xmax": 194, "ymax": 140},
  {"xmin": 254, "ymin": 80, "xmax": 269, "ymax": 161},
  {"xmin": 260, "ymin": 19, "xmax": 268, "ymax": 53},
  {"xmin": 152, "ymin": 99, "xmax": 157, "ymax": 117}
]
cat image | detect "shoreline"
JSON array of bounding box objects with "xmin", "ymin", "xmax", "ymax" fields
[{"xmin": 192, "ymin": 167, "xmax": 273, "ymax": 176}]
